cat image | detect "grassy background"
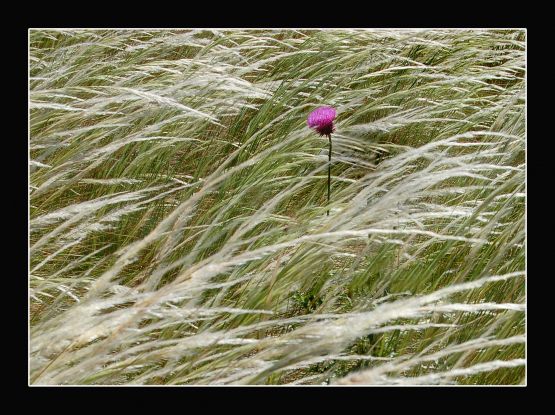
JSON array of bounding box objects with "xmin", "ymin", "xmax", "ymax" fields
[{"xmin": 29, "ymin": 29, "xmax": 525, "ymax": 385}]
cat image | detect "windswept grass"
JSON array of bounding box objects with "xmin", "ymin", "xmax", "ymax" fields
[{"xmin": 29, "ymin": 29, "xmax": 525, "ymax": 385}]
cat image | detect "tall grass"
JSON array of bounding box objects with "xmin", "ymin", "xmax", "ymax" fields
[{"xmin": 29, "ymin": 29, "xmax": 525, "ymax": 385}]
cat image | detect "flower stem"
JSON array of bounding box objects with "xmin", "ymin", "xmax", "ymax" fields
[{"xmin": 327, "ymin": 134, "xmax": 332, "ymax": 216}]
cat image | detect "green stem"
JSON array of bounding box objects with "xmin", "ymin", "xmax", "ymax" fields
[{"xmin": 327, "ymin": 134, "xmax": 332, "ymax": 216}]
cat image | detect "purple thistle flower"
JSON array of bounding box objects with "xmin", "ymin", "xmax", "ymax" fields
[
  {"xmin": 307, "ymin": 106, "xmax": 336, "ymax": 137},
  {"xmin": 307, "ymin": 106, "xmax": 337, "ymax": 216}
]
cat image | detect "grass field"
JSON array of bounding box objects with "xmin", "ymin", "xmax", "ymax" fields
[{"xmin": 29, "ymin": 29, "xmax": 526, "ymax": 385}]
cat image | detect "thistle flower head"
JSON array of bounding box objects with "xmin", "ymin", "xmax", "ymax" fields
[{"xmin": 307, "ymin": 106, "xmax": 336, "ymax": 136}]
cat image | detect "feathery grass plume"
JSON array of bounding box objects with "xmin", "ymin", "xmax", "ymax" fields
[
  {"xmin": 308, "ymin": 106, "xmax": 336, "ymax": 215},
  {"xmin": 30, "ymin": 29, "xmax": 525, "ymax": 385}
]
